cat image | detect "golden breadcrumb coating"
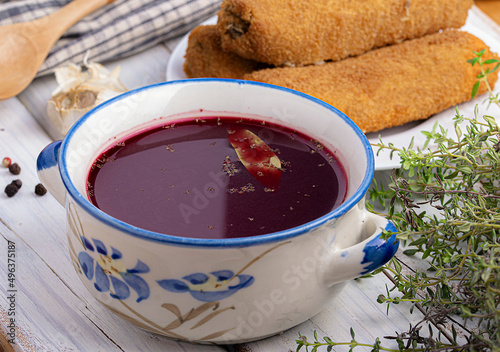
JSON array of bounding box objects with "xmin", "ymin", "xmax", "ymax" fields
[
  {"xmin": 243, "ymin": 30, "xmax": 499, "ymax": 133},
  {"xmin": 216, "ymin": 0, "xmax": 473, "ymax": 66},
  {"xmin": 184, "ymin": 25, "xmax": 268, "ymax": 79}
]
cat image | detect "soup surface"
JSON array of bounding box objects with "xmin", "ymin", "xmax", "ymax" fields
[{"xmin": 87, "ymin": 116, "xmax": 348, "ymax": 239}]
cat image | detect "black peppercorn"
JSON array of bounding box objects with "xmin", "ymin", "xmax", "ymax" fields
[
  {"xmin": 34, "ymin": 183, "xmax": 47, "ymax": 196},
  {"xmin": 8, "ymin": 163, "xmax": 21, "ymax": 175},
  {"xmin": 4, "ymin": 183, "xmax": 18, "ymax": 197},
  {"xmin": 12, "ymin": 179, "xmax": 22, "ymax": 189}
]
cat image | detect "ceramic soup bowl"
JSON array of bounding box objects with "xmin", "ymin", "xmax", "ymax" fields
[{"xmin": 37, "ymin": 79, "xmax": 398, "ymax": 344}]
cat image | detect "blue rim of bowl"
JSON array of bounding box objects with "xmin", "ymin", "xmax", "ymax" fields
[{"xmin": 59, "ymin": 78, "xmax": 375, "ymax": 248}]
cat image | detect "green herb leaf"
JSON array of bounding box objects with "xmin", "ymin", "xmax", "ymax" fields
[
  {"xmin": 297, "ymin": 47, "xmax": 500, "ymax": 352},
  {"xmin": 471, "ymin": 81, "xmax": 480, "ymax": 99}
]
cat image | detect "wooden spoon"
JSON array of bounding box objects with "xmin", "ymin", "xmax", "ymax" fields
[{"xmin": 0, "ymin": 0, "xmax": 115, "ymax": 100}]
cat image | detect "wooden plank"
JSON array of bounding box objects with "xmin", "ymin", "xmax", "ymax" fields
[
  {"xmin": 163, "ymin": 36, "xmax": 183, "ymax": 55},
  {"xmin": 0, "ymin": 97, "xmax": 226, "ymax": 351},
  {"xmin": 475, "ymin": 0, "xmax": 500, "ymax": 25}
]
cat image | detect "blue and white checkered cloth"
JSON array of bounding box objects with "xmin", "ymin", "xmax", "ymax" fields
[{"xmin": 0, "ymin": 0, "xmax": 221, "ymax": 76}]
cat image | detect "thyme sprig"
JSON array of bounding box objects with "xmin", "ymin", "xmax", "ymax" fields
[{"xmin": 297, "ymin": 51, "xmax": 500, "ymax": 351}]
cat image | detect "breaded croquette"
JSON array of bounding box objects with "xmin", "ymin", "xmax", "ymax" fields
[
  {"xmin": 243, "ymin": 30, "xmax": 499, "ymax": 133},
  {"xmin": 184, "ymin": 25, "xmax": 268, "ymax": 79},
  {"xmin": 216, "ymin": 0, "xmax": 473, "ymax": 67}
]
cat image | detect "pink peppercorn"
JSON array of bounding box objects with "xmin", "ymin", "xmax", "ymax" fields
[{"xmin": 2, "ymin": 157, "xmax": 11, "ymax": 168}]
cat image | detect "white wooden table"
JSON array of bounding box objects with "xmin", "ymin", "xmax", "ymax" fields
[{"xmin": 0, "ymin": 5, "xmax": 498, "ymax": 352}]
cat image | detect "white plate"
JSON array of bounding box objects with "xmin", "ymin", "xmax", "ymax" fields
[
  {"xmin": 167, "ymin": 16, "xmax": 217, "ymax": 82},
  {"xmin": 167, "ymin": 9, "xmax": 500, "ymax": 170}
]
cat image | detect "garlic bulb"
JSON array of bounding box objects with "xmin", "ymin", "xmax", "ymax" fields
[{"xmin": 47, "ymin": 62, "xmax": 128, "ymax": 136}]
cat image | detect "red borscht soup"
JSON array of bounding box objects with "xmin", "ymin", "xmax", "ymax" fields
[{"xmin": 86, "ymin": 116, "xmax": 347, "ymax": 239}]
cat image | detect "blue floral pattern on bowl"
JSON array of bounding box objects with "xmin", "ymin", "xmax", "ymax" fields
[
  {"xmin": 157, "ymin": 270, "xmax": 254, "ymax": 302},
  {"xmin": 78, "ymin": 237, "xmax": 150, "ymax": 302}
]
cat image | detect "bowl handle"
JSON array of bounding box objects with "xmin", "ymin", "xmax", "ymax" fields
[
  {"xmin": 322, "ymin": 212, "xmax": 399, "ymax": 287},
  {"xmin": 37, "ymin": 140, "xmax": 66, "ymax": 206}
]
